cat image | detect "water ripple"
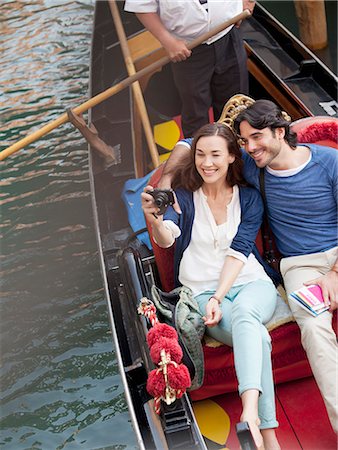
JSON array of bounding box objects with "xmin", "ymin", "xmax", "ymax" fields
[{"xmin": 1, "ymin": 1, "xmax": 137, "ymax": 448}]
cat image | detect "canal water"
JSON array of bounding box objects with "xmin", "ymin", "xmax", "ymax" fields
[
  {"xmin": 1, "ymin": 1, "xmax": 137, "ymax": 449},
  {"xmin": 261, "ymin": 0, "xmax": 337, "ymax": 72},
  {"xmin": 0, "ymin": 1, "xmax": 336, "ymax": 450}
]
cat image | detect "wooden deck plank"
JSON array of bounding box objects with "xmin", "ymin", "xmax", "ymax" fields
[
  {"xmin": 275, "ymin": 377, "xmax": 336, "ymax": 450},
  {"xmin": 193, "ymin": 377, "xmax": 336, "ymax": 449}
]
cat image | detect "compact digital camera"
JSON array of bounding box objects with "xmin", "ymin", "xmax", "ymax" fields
[{"xmin": 147, "ymin": 188, "xmax": 175, "ymax": 215}]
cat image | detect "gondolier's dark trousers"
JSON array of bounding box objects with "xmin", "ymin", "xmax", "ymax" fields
[{"xmin": 171, "ymin": 26, "xmax": 248, "ymax": 137}]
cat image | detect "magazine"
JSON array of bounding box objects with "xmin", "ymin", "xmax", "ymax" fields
[{"xmin": 289, "ymin": 284, "xmax": 329, "ymax": 317}]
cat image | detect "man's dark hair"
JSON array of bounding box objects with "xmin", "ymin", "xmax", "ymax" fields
[
  {"xmin": 234, "ymin": 99, "xmax": 298, "ymax": 148},
  {"xmin": 171, "ymin": 122, "xmax": 246, "ymax": 191}
]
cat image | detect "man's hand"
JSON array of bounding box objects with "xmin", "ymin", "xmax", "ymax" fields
[
  {"xmin": 236, "ymin": 0, "xmax": 255, "ymax": 27},
  {"xmin": 135, "ymin": 12, "xmax": 191, "ymax": 62},
  {"xmin": 203, "ymin": 298, "xmax": 222, "ymax": 327},
  {"xmin": 243, "ymin": 0, "xmax": 256, "ymax": 13},
  {"xmin": 304, "ymin": 270, "xmax": 338, "ymax": 312},
  {"xmin": 163, "ymin": 35, "xmax": 191, "ymax": 62},
  {"xmin": 171, "ymin": 190, "xmax": 182, "ymax": 214},
  {"xmin": 157, "ymin": 141, "xmax": 190, "ymax": 213}
]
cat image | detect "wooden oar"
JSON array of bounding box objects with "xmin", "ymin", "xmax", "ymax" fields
[
  {"xmin": 0, "ymin": 9, "xmax": 251, "ymax": 161},
  {"xmin": 108, "ymin": 0, "xmax": 160, "ymax": 170}
]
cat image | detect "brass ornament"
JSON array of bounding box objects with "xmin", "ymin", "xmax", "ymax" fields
[
  {"xmin": 281, "ymin": 111, "xmax": 292, "ymax": 122},
  {"xmin": 217, "ymin": 94, "xmax": 291, "ymax": 131},
  {"xmin": 217, "ymin": 94, "xmax": 256, "ymax": 130}
]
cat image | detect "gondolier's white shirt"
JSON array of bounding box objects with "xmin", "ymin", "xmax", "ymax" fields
[{"xmin": 124, "ymin": 0, "xmax": 242, "ymax": 44}]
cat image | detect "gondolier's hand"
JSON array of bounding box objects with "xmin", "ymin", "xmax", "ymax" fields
[
  {"xmin": 163, "ymin": 36, "xmax": 191, "ymax": 62},
  {"xmin": 135, "ymin": 13, "xmax": 191, "ymax": 62},
  {"xmin": 304, "ymin": 269, "xmax": 338, "ymax": 312},
  {"xmin": 203, "ymin": 297, "xmax": 222, "ymax": 327},
  {"xmin": 236, "ymin": 0, "xmax": 255, "ymax": 27}
]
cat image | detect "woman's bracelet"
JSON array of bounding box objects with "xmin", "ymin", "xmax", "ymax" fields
[{"xmin": 209, "ymin": 295, "xmax": 221, "ymax": 304}]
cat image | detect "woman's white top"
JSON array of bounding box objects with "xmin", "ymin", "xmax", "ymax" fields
[{"xmin": 164, "ymin": 186, "xmax": 271, "ymax": 296}]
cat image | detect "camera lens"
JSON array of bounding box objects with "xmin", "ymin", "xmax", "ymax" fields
[
  {"xmin": 155, "ymin": 192, "xmax": 169, "ymax": 215},
  {"xmin": 147, "ymin": 189, "xmax": 174, "ymax": 215},
  {"xmin": 155, "ymin": 193, "xmax": 167, "ymax": 206}
]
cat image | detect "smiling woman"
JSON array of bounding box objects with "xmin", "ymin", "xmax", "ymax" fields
[
  {"xmin": 0, "ymin": 1, "xmax": 137, "ymax": 449},
  {"xmin": 195, "ymin": 135, "xmax": 236, "ymax": 188},
  {"xmin": 141, "ymin": 122, "xmax": 281, "ymax": 449}
]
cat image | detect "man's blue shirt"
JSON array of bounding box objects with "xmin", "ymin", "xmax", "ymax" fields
[
  {"xmin": 242, "ymin": 144, "xmax": 338, "ymax": 257},
  {"xmin": 179, "ymin": 139, "xmax": 338, "ymax": 257}
]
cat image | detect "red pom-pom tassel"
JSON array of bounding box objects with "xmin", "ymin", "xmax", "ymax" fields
[
  {"xmin": 150, "ymin": 336, "xmax": 183, "ymax": 364},
  {"xmin": 147, "ymin": 322, "xmax": 178, "ymax": 348},
  {"xmin": 138, "ymin": 297, "xmax": 192, "ymax": 411},
  {"xmin": 167, "ymin": 364, "xmax": 191, "ymax": 392},
  {"xmin": 147, "ymin": 369, "xmax": 166, "ymax": 397}
]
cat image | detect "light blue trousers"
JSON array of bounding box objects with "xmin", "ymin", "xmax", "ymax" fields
[{"xmin": 196, "ymin": 280, "xmax": 279, "ymax": 429}]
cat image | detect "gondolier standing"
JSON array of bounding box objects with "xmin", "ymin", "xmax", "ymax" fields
[{"xmin": 124, "ymin": 0, "xmax": 254, "ymax": 137}]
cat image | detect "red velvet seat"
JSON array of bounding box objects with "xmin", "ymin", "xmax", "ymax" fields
[
  {"xmin": 147, "ymin": 117, "xmax": 338, "ymax": 400},
  {"xmin": 291, "ymin": 116, "xmax": 338, "ymax": 149}
]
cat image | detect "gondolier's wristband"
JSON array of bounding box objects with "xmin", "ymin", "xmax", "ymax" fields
[{"xmin": 209, "ymin": 295, "xmax": 221, "ymax": 304}]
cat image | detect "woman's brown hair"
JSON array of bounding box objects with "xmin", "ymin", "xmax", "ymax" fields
[{"xmin": 171, "ymin": 123, "xmax": 246, "ymax": 191}]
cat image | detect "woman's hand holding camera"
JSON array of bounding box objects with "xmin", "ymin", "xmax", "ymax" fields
[
  {"xmin": 141, "ymin": 185, "xmax": 162, "ymax": 224},
  {"xmin": 141, "ymin": 185, "xmax": 176, "ymax": 248}
]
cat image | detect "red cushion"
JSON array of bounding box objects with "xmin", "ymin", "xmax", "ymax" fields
[
  {"xmin": 291, "ymin": 116, "xmax": 338, "ymax": 149},
  {"xmin": 190, "ymin": 312, "xmax": 337, "ymax": 400},
  {"xmin": 190, "ymin": 322, "xmax": 312, "ymax": 401}
]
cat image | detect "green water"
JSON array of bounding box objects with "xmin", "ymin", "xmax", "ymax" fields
[
  {"xmin": 1, "ymin": 1, "xmax": 137, "ymax": 449},
  {"xmin": 261, "ymin": 0, "xmax": 337, "ymax": 73}
]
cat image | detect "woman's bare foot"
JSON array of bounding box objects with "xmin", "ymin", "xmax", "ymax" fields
[
  {"xmin": 240, "ymin": 390, "xmax": 264, "ymax": 449},
  {"xmin": 240, "ymin": 414, "xmax": 264, "ymax": 449},
  {"xmin": 261, "ymin": 429, "xmax": 281, "ymax": 450}
]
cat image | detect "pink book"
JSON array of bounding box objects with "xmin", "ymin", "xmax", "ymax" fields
[{"xmin": 289, "ymin": 284, "xmax": 329, "ymax": 316}]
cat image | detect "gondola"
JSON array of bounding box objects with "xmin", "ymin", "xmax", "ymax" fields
[{"xmin": 88, "ymin": 1, "xmax": 337, "ymax": 449}]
